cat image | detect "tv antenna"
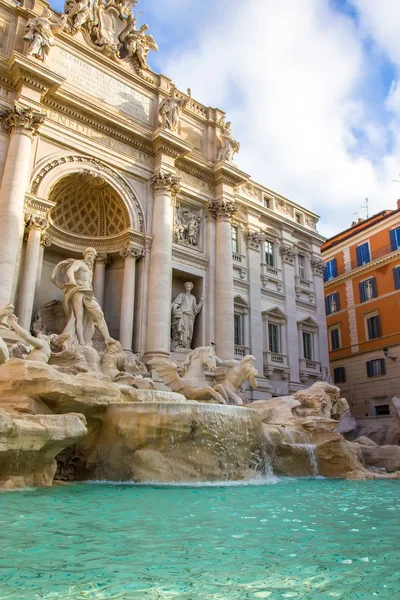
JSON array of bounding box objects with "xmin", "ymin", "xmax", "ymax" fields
[{"xmin": 361, "ymin": 197, "xmax": 369, "ymax": 219}]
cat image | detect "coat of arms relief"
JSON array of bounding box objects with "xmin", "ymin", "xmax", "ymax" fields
[{"xmin": 24, "ymin": 0, "xmax": 158, "ymax": 78}]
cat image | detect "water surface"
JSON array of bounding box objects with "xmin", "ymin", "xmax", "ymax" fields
[{"xmin": 1, "ymin": 478, "xmax": 399, "ymax": 599}]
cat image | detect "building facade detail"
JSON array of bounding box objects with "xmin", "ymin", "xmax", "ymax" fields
[{"xmin": 0, "ymin": 0, "xmax": 328, "ymax": 401}]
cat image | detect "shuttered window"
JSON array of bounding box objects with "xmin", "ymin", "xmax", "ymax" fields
[
  {"xmin": 356, "ymin": 242, "xmax": 371, "ymax": 266},
  {"xmin": 366, "ymin": 359, "xmax": 386, "ymax": 377},
  {"xmin": 330, "ymin": 328, "xmax": 341, "ymax": 351},
  {"xmin": 389, "ymin": 228, "xmax": 400, "ymax": 251},
  {"xmin": 359, "ymin": 277, "xmax": 377, "ymax": 302},
  {"xmin": 333, "ymin": 367, "xmax": 346, "ymax": 384},
  {"xmin": 325, "ymin": 292, "xmax": 340, "ymax": 315},
  {"xmin": 393, "ymin": 266, "xmax": 400, "ymax": 290},
  {"xmin": 268, "ymin": 323, "xmax": 280, "ymax": 354},
  {"xmin": 366, "ymin": 315, "xmax": 382, "ymax": 340},
  {"xmin": 324, "ymin": 258, "xmax": 338, "ymax": 282}
]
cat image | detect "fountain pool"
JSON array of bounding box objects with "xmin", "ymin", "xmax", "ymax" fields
[{"xmin": 1, "ymin": 479, "xmax": 399, "ymax": 599}]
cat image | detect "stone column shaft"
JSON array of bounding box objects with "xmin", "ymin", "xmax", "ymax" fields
[
  {"xmin": 119, "ymin": 246, "xmax": 141, "ymax": 351},
  {"xmin": 212, "ymin": 199, "xmax": 237, "ymax": 360},
  {"xmin": 146, "ymin": 172, "xmax": 180, "ymax": 358},
  {"xmin": 93, "ymin": 254, "xmax": 108, "ymax": 309},
  {"xmin": 17, "ymin": 215, "xmax": 48, "ymax": 329},
  {"xmin": 0, "ymin": 105, "xmax": 44, "ymax": 307}
]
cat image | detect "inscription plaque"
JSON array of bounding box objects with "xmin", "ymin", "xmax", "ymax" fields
[{"xmin": 48, "ymin": 48, "xmax": 152, "ymax": 124}]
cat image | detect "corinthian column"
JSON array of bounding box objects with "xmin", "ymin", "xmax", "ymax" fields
[
  {"xmin": 210, "ymin": 199, "xmax": 237, "ymax": 360},
  {"xmin": 145, "ymin": 172, "xmax": 180, "ymax": 358},
  {"xmin": 0, "ymin": 105, "xmax": 45, "ymax": 307},
  {"xmin": 17, "ymin": 215, "xmax": 48, "ymax": 329},
  {"xmin": 119, "ymin": 244, "xmax": 142, "ymax": 351}
]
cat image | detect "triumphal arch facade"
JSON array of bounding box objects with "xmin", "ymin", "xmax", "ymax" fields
[{"xmin": 0, "ymin": 0, "xmax": 329, "ymax": 399}]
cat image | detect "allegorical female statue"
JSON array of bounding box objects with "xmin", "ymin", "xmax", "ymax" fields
[
  {"xmin": 24, "ymin": 8, "xmax": 67, "ymax": 61},
  {"xmin": 217, "ymin": 117, "xmax": 240, "ymax": 162},
  {"xmin": 171, "ymin": 282, "xmax": 204, "ymax": 351},
  {"xmin": 51, "ymin": 247, "xmax": 114, "ymax": 348}
]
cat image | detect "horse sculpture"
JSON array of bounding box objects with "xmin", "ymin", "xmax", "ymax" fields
[{"xmin": 149, "ymin": 346, "xmax": 226, "ymax": 404}]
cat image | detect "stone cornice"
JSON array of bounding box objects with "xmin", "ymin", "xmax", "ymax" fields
[
  {"xmin": 8, "ymin": 52, "xmax": 66, "ymax": 96},
  {"xmin": 152, "ymin": 127, "xmax": 194, "ymax": 159},
  {"xmin": 172, "ymin": 246, "xmax": 209, "ymax": 271},
  {"xmin": 214, "ymin": 162, "xmax": 249, "ymax": 188},
  {"xmin": 324, "ymin": 249, "xmax": 400, "ymax": 289}
]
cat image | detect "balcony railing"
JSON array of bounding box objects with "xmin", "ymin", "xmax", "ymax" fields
[
  {"xmin": 299, "ymin": 358, "xmax": 322, "ymax": 382},
  {"xmin": 232, "ymin": 253, "xmax": 242, "ymax": 263},
  {"xmin": 263, "ymin": 351, "xmax": 289, "ymax": 378},
  {"xmin": 235, "ymin": 345, "xmax": 250, "ymax": 358},
  {"xmin": 261, "ymin": 263, "xmax": 281, "ymax": 279}
]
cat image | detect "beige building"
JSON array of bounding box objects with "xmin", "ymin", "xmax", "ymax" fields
[{"xmin": 0, "ymin": 0, "xmax": 329, "ymax": 399}]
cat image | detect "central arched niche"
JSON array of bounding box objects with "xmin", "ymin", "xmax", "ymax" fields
[{"xmin": 49, "ymin": 171, "xmax": 130, "ymax": 238}]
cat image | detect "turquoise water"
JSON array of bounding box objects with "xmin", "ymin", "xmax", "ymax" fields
[{"xmin": 1, "ymin": 479, "xmax": 400, "ymax": 599}]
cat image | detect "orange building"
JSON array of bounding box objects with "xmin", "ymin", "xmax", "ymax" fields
[{"xmin": 321, "ymin": 201, "xmax": 400, "ymax": 427}]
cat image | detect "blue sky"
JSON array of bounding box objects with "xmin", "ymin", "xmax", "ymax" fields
[{"xmin": 50, "ymin": 0, "xmax": 400, "ymax": 237}]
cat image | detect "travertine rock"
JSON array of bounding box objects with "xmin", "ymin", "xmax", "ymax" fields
[
  {"xmin": 356, "ymin": 442, "xmax": 400, "ymax": 473},
  {"xmin": 88, "ymin": 403, "xmax": 265, "ymax": 482},
  {"xmin": 0, "ymin": 408, "xmax": 86, "ymax": 489}
]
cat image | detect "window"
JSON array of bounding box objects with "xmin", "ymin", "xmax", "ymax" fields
[
  {"xmin": 366, "ymin": 315, "xmax": 382, "ymax": 340},
  {"xmin": 324, "ymin": 258, "xmax": 338, "ymax": 282},
  {"xmin": 295, "ymin": 212, "xmax": 302, "ymax": 224},
  {"xmin": 359, "ymin": 278, "xmax": 377, "ymax": 303},
  {"xmin": 302, "ymin": 332, "xmax": 313, "ymax": 360},
  {"xmin": 298, "ymin": 254, "xmax": 306, "ymax": 279},
  {"xmin": 330, "ymin": 327, "xmax": 341, "ymax": 351},
  {"xmin": 268, "ymin": 323, "xmax": 280, "ymax": 354},
  {"xmin": 231, "ymin": 226, "xmax": 238, "ymax": 254},
  {"xmin": 234, "ymin": 314, "xmax": 243, "ymax": 346},
  {"xmin": 389, "ymin": 227, "xmax": 400, "ymax": 251},
  {"xmin": 265, "ymin": 241, "xmax": 274, "ymax": 266},
  {"xmin": 325, "ymin": 292, "xmax": 340, "ymax": 315},
  {"xmin": 375, "ymin": 404, "xmax": 390, "ymax": 416},
  {"xmin": 356, "ymin": 242, "xmax": 371, "ymax": 266},
  {"xmin": 264, "ymin": 196, "xmax": 272, "ymax": 209},
  {"xmin": 366, "ymin": 358, "xmax": 386, "ymax": 377},
  {"xmin": 333, "ymin": 367, "xmax": 346, "ymax": 384},
  {"xmin": 393, "ymin": 266, "xmax": 400, "ymax": 290}
]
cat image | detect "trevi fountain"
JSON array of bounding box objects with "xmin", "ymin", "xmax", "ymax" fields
[{"xmin": 0, "ymin": 0, "xmax": 399, "ymax": 598}]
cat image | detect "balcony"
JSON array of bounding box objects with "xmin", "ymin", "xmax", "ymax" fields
[
  {"xmin": 263, "ymin": 351, "xmax": 289, "ymax": 379},
  {"xmin": 295, "ymin": 276, "xmax": 312, "ymax": 289},
  {"xmin": 299, "ymin": 358, "xmax": 322, "ymax": 383},
  {"xmin": 232, "ymin": 253, "xmax": 242, "ymax": 264},
  {"xmin": 235, "ymin": 345, "xmax": 250, "ymax": 358},
  {"xmin": 325, "ymin": 243, "xmax": 400, "ymax": 280}
]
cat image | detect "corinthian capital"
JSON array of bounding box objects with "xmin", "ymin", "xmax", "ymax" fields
[
  {"xmin": 246, "ymin": 231, "xmax": 265, "ymax": 252},
  {"xmin": 152, "ymin": 171, "xmax": 181, "ymax": 195},
  {"xmin": 120, "ymin": 244, "xmax": 144, "ymax": 260},
  {"xmin": 1, "ymin": 104, "xmax": 45, "ymax": 136},
  {"xmin": 25, "ymin": 214, "xmax": 48, "ymax": 232},
  {"xmin": 280, "ymin": 244, "xmax": 297, "ymax": 265},
  {"xmin": 208, "ymin": 199, "xmax": 237, "ymax": 222}
]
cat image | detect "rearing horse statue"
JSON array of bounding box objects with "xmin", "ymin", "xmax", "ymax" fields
[{"xmin": 149, "ymin": 346, "xmax": 226, "ymax": 404}]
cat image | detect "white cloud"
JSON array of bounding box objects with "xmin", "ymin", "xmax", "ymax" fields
[{"xmin": 148, "ymin": 0, "xmax": 400, "ymax": 237}]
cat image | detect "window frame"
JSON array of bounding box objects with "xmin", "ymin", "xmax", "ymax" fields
[
  {"xmin": 326, "ymin": 292, "xmax": 340, "ymax": 315},
  {"xmin": 356, "ymin": 241, "xmax": 371, "ymax": 267},
  {"xmin": 264, "ymin": 240, "xmax": 275, "ymax": 267},
  {"xmin": 333, "ymin": 366, "xmax": 346, "ymax": 384},
  {"xmin": 234, "ymin": 313, "xmax": 244, "ymax": 347},
  {"xmin": 329, "ymin": 326, "xmax": 341, "ymax": 351},
  {"xmin": 298, "ymin": 253, "xmax": 307, "ymax": 279},
  {"xmin": 302, "ymin": 331, "xmax": 313, "ymax": 360},
  {"xmin": 359, "ymin": 277, "xmax": 377, "ymax": 303},
  {"xmin": 393, "ymin": 265, "xmax": 400, "ymax": 290},
  {"xmin": 365, "ymin": 314, "xmax": 382, "ymax": 340},
  {"xmin": 366, "ymin": 358, "xmax": 386, "ymax": 378},
  {"xmin": 268, "ymin": 322, "xmax": 281, "ymax": 354},
  {"xmin": 324, "ymin": 258, "xmax": 338, "ymax": 282},
  {"xmin": 390, "ymin": 227, "xmax": 400, "ymax": 252},
  {"xmin": 231, "ymin": 226, "xmax": 239, "ymax": 254}
]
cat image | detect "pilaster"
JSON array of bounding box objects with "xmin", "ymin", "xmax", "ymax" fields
[{"xmin": 281, "ymin": 243, "xmax": 301, "ymax": 388}]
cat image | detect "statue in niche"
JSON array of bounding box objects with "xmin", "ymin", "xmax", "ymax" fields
[
  {"xmin": 7, "ymin": 314, "xmax": 52, "ymax": 364},
  {"xmin": 214, "ymin": 355, "xmax": 258, "ymax": 406},
  {"xmin": 24, "ymin": 8, "xmax": 67, "ymax": 61},
  {"xmin": 174, "ymin": 205, "xmax": 201, "ymax": 247},
  {"xmin": 217, "ymin": 117, "xmax": 240, "ymax": 162},
  {"xmin": 171, "ymin": 282, "xmax": 204, "ymax": 352},
  {"xmin": 159, "ymin": 87, "xmax": 191, "ymax": 132},
  {"xmin": 51, "ymin": 247, "xmax": 115, "ymax": 349},
  {"xmin": 63, "ymin": 0, "xmax": 92, "ymax": 33}
]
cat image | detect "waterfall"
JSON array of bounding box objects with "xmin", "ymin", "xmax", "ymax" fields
[{"xmin": 293, "ymin": 443, "xmax": 318, "ymax": 476}]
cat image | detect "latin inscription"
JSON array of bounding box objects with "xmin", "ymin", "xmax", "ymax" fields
[{"xmin": 48, "ymin": 48, "xmax": 152, "ymax": 124}]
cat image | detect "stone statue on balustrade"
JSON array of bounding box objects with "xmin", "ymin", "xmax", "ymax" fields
[
  {"xmin": 51, "ymin": 247, "xmax": 115, "ymax": 350},
  {"xmin": 63, "ymin": 0, "xmax": 91, "ymax": 33},
  {"xmin": 24, "ymin": 8, "xmax": 67, "ymax": 61},
  {"xmin": 159, "ymin": 87, "xmax": 191, "ymax": 132},
  {"xmin": 217, "ymin": 117, "xmax": 240, "ymax": 162},
  {"xmin": 214, "ymin": 355, "xmax": 258, "ymax": 406},
  {"xmin": 171, "ymin": 282, "xmax": 204, "ymax": 352}
]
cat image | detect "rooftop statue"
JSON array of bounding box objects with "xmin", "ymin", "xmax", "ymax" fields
[
  {"xmin": 24, "ymin": 8, "xmax": 67, "ymax": 61},
  {"xmin": 214, "ymin": 355, "xmax": 258, "ymax": 405},
  {"xmin": 51, "ymin": 247, "xmax": 115, "ymax": 349},
  {"xmin": 150, "ymin": 346, "xmax": 226, "ymax": 404},
  {"xmin": 123, "ymin": 23, "xmax": 158, "ymax": 71},
  {"xmin": 159, "ymin": 87, "xmax": 191, "ymax": 132},
  {"xmin": 171, "ymin": 282, "xmax": 204, "ymax": 352},
  {"xmin": 63, "ymin": 0, "xmax": 92, "ymax": 33},
  {"xmin": 217, "ymin": 117, "xmax": 240, "ymax": 162}
]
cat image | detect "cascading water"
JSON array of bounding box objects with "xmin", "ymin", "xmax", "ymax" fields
[{"xmin": 292, "ymin": 443, "xmax": 318, "ymax": 476}]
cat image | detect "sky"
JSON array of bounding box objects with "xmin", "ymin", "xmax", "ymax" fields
[{"xmin": 50, "ymin": 0, "xmax": 400, "ymax": 238}]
